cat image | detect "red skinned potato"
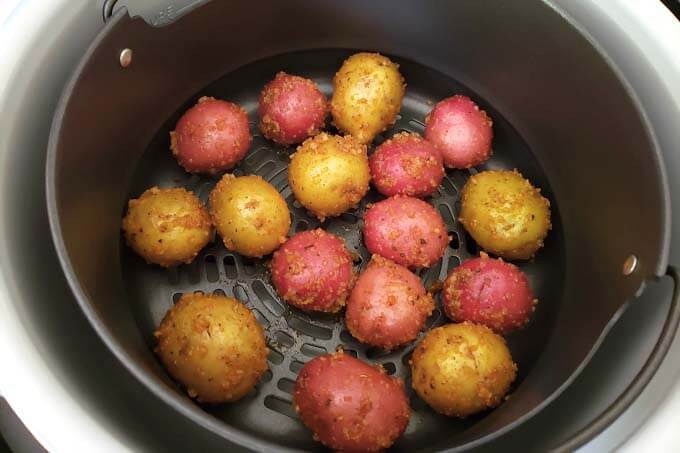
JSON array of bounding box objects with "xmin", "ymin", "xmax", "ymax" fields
[
  {"xmin": 170, "ymin": 96, "xmax": 252, "ymax": 174},
  {"xmin": 293, "ymin": 352, "xmax": 410, "ymax": 452},
  {"xmin": 346, "ymin": 255, "xmax": 434, "ymax": 350},
  {"xmin": 425, "ymin": 95, "xmax": 493, "ymax": 169},
  {"xmin": 363, "ymin": 196, "xmax": 448, "ymax": 268},
  {"xmin": 443, "ymin": 253, "xmax": 537, "ymax": 334},
  {"xmin": 258, "ymin": 72, "xmax": 328, "ymax": 145},
  {"xmin": 370, "ymin": 132, "xmax": 445, "ymax": 198},
  {"xmin": 271, "ymin": 229, "xmax": 355, "ymax": 313}
]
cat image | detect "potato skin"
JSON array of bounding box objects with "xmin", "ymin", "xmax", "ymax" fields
[
  {"xmin": 288, "ymin": 132, "xmax": 370, "ymax": 221},
  {"xmin": 258, "ymin": 72, "xmax": 328, "ymax": 145},
  {"xmin": 209, "ymin": 174, "xmax": 291, "ymax": 257},
  {"xmin": 293, "ymin": 352, "xmax": 410, "ymax": 451},
  {"xmin": 363, "ymin": 195, "xmax": 448, "ymax": 268},
  {"xmin": 370, "ymin": 132, "xmax": 445, "ymax": 198},
  {"xmin": 122, "ymin": 187, "xmax": 211, "ymax": 267},
  {"xmin": 424, "ymin": 95, "xmax": 493, "ymax": 169},
  {"xmin": 331, "ymin": 52, "xmax": 406, "ymax": 144},
  {"xmin": 154, "ymin": 292, "xmax": 268, "ymax": 403},
  {"xmin": 170, "ymin": 96, "xmax": 252, "ymax": 174},
  {"xmin": 459, "ymin": 170, "xmax": 551, "ymax": 260},
  {"xmin": 346, "ymin": 255, "xmax": 434, "ymax": 350},
  {"xmin": 271, "ymin": 229, "xmax": 355, "ymax": 313},
  {"xmin": 443, "ymin": 253, "xmax": 537, "ymax": 333},
  {"xmin": 411, "ymin": 322, "xmax": 517, "ymax": 418}
]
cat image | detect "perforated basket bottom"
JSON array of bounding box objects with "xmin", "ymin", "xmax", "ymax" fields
[{"xmin": 122, "ymin": 50, "xmax": 563, "ymax": 451}]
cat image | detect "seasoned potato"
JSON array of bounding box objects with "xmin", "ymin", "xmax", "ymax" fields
[
  {"xmin": 271, "ymin": 229, "xmax": 355, "ymax": 313},
  {"xmin": 346, "ymin": 255, "xmax": 434, "ymax": 350},
  {"xmin": 294, "ymin": 352, "xmax": 410, "ymax": 451},
  {"xmin": 170, "ymin": 96, "xmax": 251, "ymax": 174},
  {"xmin": 209, "ymin": 174, "xmax": 290, "ymax": 257},
  {"xmin": 425, "ymin": 95, "xmax": 493, "ymax": 169},
  {"xmin": 363, "ymin": 195, "xmax": 448, "ymax": 268},
  {"xmin": 410, "ymin": 322, "xmax": 517, "ymax": 417},
  {"xmin": 288, "ymin": 132, "xmax": 370, "ymax": 221},
  {"xmin": 258, "ymin": 72, "xmax": 328, "ymax": 145},
  {"xmin": 443, "ymin": 253, "xmax": 537, "ymax": 333},
  {"xmin": 459, "ymin": 170, "xmax": 551, "ymax": 260},
  {"xmin": 331, "ymin": 52, "xmax": 406, "ymax": 144},
  {"xmin": 122, "ymin": 187, "xmax": 211, "ymax": 267},
  {"xmin": 370, "ymin": 132, "xmax": 445, "ymax": 198},
  {"xmin": 155, "ymin": 292, "xmax": 268, "ymax": 403}
]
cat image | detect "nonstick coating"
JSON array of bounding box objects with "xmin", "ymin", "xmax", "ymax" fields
[{"xmin": 121, "ymin": 50, "xmax": 564, "ymax": 450}]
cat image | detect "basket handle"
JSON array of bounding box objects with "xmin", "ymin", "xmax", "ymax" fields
[
  {"xmin": 102, "ymin": 0, "xmax": 206, "ymax": 25},
  {"xmin": 553, "ymin": 266, "xmax": 680, "ymax": 451}
]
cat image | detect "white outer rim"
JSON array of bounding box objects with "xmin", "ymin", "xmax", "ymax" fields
[{"xmin": 0, "ymin": 0, "xmax": 678, "ymax": 452}]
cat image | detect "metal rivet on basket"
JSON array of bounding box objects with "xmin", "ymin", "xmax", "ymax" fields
[
  {"xmin": 622, "ymin": 254, "xmax": 638, "ymax": 276},
  {"xmin": 119, "ymin": 48, "xmax": 133, "ymax": 68}
]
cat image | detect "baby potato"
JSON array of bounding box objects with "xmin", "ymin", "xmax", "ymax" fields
[
  {"xmin": 209, "ymin": 174, "xmax": 290, "ymax": 257},
  {"xmin": 459, "ymin": 170, "xmax": 551, "ymax": 260},
  {"xmin": 294, "ymin": 352, "xmax": 410, "ymax": 451},
  {"xmin": 271, "ymin": 229, "xmax": 355, "ymax": 313},
  {"xmin": 346, "ymin": 255, "xmax": 434, "ymax": 350},
  {"xmin": 154, "ymin": 292, "xmax": 268, "ymax": 403},
  {"xmin": 363, "ymin": 195, "xmax": 448, "ymax": 268},
  {"xmin": 288, "ymin": 132, "xmax": 370, "ymax": 221},
  {"xmin": 122, "ymin": 186, "xmax": 211, "ymax": 267},
  {"xmin": 170, "ymin": 96, "xmax": 252, "ymax": 174},
  {"xmin": 443, "ymin": 253, "xmax": 537, "ymax": 334},
  {"xmin": 258, "ymin": 72, "xmax": 328, "ymax": 145},
  {"xmin": 410, "ymin": 322, "xmax": 517, "ymax": 418},
  {"xmin": 331, "ymin": 52, "xmax": 406, "ymax": 144}
]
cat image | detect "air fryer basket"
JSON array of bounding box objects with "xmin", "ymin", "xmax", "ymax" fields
[{"xmin": 46, "ymin": 1, "xmax": 677, "ymax": 451}]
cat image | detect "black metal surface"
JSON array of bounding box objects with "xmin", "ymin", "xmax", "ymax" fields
[
  {"xmin": 121, "ymin": 50, "xmax": 563, "ymax": 451},
  {"xmin": 553, "ymin": 266, "xmax": 680, "ymax": 452},
  {"xmin": 45, "ymin": 1, "xmax": 671, "ymax": 451}
]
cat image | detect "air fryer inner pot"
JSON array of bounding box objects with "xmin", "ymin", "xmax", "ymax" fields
[{"xmin": 47, "ymin": 1, "xmax": 670, "ymax": 451}]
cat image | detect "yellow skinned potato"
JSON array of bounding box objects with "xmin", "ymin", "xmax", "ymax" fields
[
  {"xmin": 331, "ymin": 52, "xmax": 406, "ymax": 144},
  {"xmin": 122, "ymin": 187, "xmax": 212, "ymax": 267},
  {"xmin": 410, "ymin": 322, "xmax": 517, "ymax": 418},
  {"xmin": 154, "ymin": 292, "xmax": 268, "ymax": 403},
  {"xmin": 459, "ymin": 170, "xmax": 551, "ymax": 260},
  {"xmin": 209, "ymin": 174, "xmax": 291, "ymax": 257},
  {"xmin": 288, "ymin": 133, "xmax": 370, "ymax": 221}
]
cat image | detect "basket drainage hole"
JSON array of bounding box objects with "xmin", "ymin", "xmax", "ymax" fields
[
  {"xmin": 268, "ymin": 347, "xmax": 284, "ymax": 365},
  {"xmin": 366, "ymin": 347, "xmax": 394, "ymax": 360},
  {"xmin": 274, "ymin": 331, "xmax": 295, "ymax": 349},
  {"xmin": 277, "ymin": 378, "xmax": 296, "ymax": 395},
  {"xmin": 212, "ymin": 289, "xmax": 226, "ymax": 297},
  {"xmin": 205, "ymin": 255, "xmax": 219, "ymax": 282},
  {"xmin": 252, "ymin": 308, "xmax": 270, "ymax": 328},
  {"xmin": 260, "ymin": 369, "xmax": 273, "ymax": 383},
  {"xmin": 223, "ymin": 255, "xmax": 238, "ymax": 279},
  {"xmin": 340, "ymin": 330, "xmax": 358, "ymax": 344},
  {"xmin": 301, "ymin": 343, "xmax": 327, "ymax": 357},
  {"xmin": 242, "ymin": 258, "xmax": 258, "ymax": 276},
  {"xmin": 447, "ymin": 255, "xmax": 461, "ymax": 271},
  {"xmin": 172, "ymin": 293, "xmax": 183, "ymax": 304},
  {"xmin": 264, "ymin": 395, "xmax": 298, "ymax": 419},
  {"xmin": 438, "ymin": 204, "xmax": 455, "ymax": 226},
  {"xmin": 465, "ymin": 233, "xmax": 479, "ymax": 256},
  {"xmin": 287, "ymin": 316, "xmax": 332, "ymax": 340},
  {"xmin": 296, "ymin": 220, "xmax": 309, "ymax": 232},
  {"xmin": 450, "ymin": 232, "xmax": 460, "ymax": 250},
  {"xmin": 442, "ymin": 177, "xmax": 457, "ymax": 196},
  {"xmin": 290, "ymin": 360, "xmax": 306, "ymax": 374},
  {"xmin": 381, "ymin": 362, "xmax": 397, "ymax": 375},
  {"xmin": 252, "ymin": 281, "xmax": 285, "ymax": 317},
  {"xmin": 234, "ymin": 284, "xmax": 249, "ymax": 302}
]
